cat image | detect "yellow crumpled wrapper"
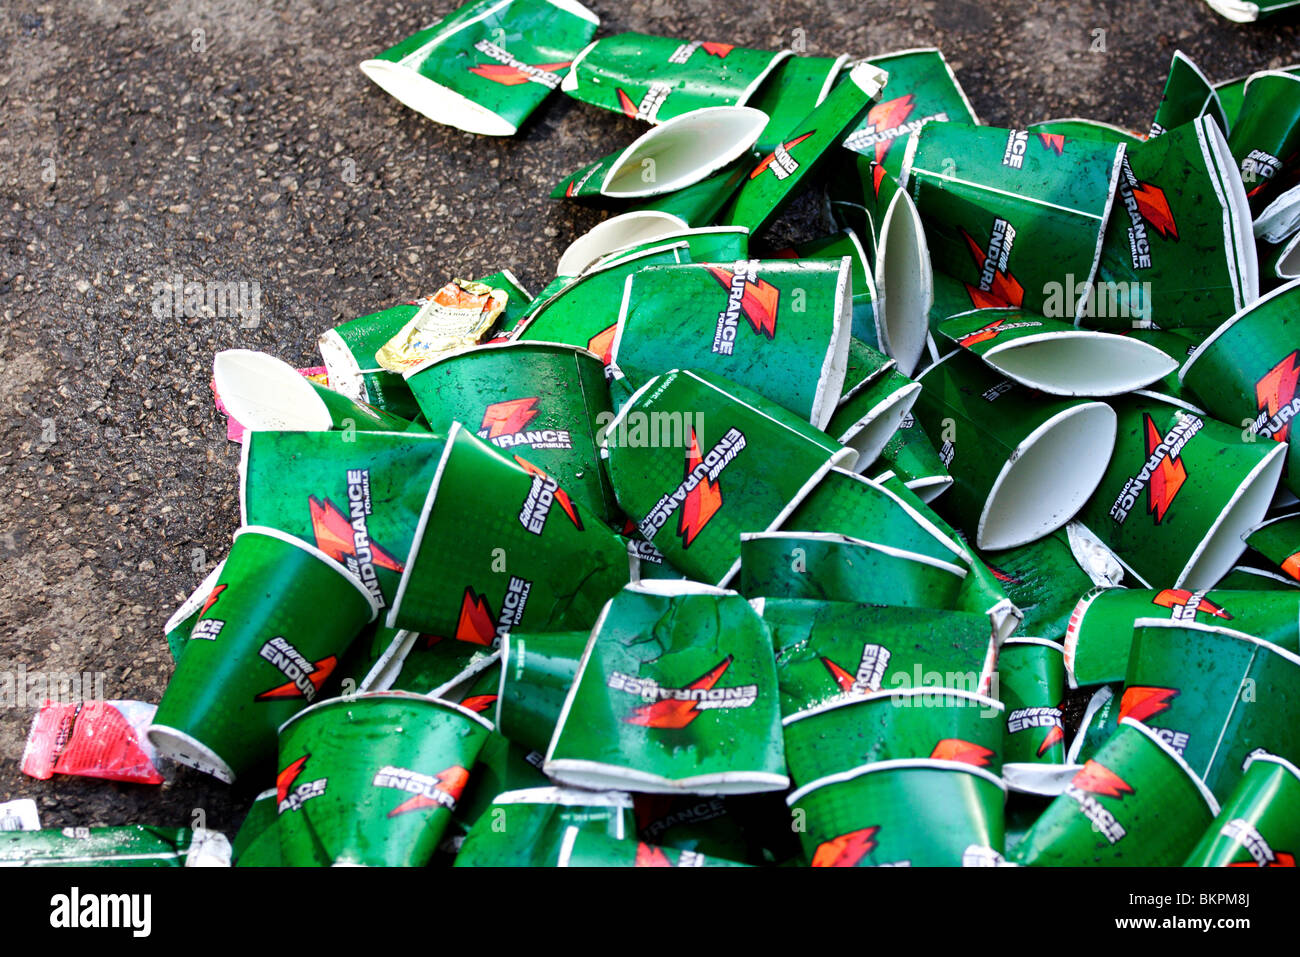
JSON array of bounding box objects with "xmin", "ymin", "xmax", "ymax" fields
[{"xmin": 375, "ymin": 278, "xmax": 508, "ymax": 373}]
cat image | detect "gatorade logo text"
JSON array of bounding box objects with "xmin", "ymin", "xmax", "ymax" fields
[
  {"xmin": 749, "ymin": 131, "xmax": 815, "ymax": 181},
  {"xmin": 277, "ymin": 754, "xmax": 328, "ymax": 813},
  {"xmin": 842, "ymin": 95, "xmax": 949, "ymax": 195},
  {"xmin": 1110, "ymin": 412, "xmax": 1202, "ymax": 524},
  {"xmin": 639, "ymin": 427, "xmax": 746, "ymax": 546},
  {"xmin": 450, "ymin": 578, "xmax": 532, "ymax": 646},
  {"xmin": 515, "ymin": 457, "xmax": 582, "ymax": 531},
  {"xmin": 667, "ymin": 40, "xmax": 733, "ymax": 63},
  {"xmin": 376, "ymin": 765, "xmax": 470, "ymax": 816},
  {"xmin": 708, "ymin": 260, "xmax": 780, "ymax": 351},
  {"xmin": 1220, "ymin": 818, "xmax": 1293, "ymax": 867},
  {"xmin": 1252, "ymin": 351, "xmax": 1300, "ymax": 444},
  {"xmin": 929, "ymin": 739, "xmax": 995, "ymax": 767},
  {"xmin": 611, "ymin": 655, "xmax": 758, "ymax": 728},
  {"xmin": 811, "ymin": 826, "xmax": 880, "ymax": 867},
  {"xmin": 638, "ymin": 797, "xmax": 727, "ymax": 841},
  {"xmin": 1152, "ymin": 589, "xmax": 1231, "ymax": 621},
  {"xmin": 255, "ymin": 638, "xmax": 336, "ymax": 703},
  {"xmin": 468, "ymin": 41, "xmax": 568, "ymax": 89},
  {"xmin": 310, "ymin": 471, "xmax": 405, "ymax": 607},
  {"xmin": 617, "ymin": 82, "xmax": 672, "ymax": 123},
  {"xmin": 1242, "ymin": 149, "xmax": 1282, "ymax": 193},
  {"xmin": 956, "ymin": 317, "xmax": 1042, "ymax": 347},
  {"xmin": 1067, "ymin": 760, "xmax": 1132, "ymax": 843},
  {"xmin": 1002, "ymin": 129, "xmax": 1029, "ymax": 169},
  {"xmin": 479, "ymin": 398, "xmax": 572, "ymax": 450},
  {"xmin": 961, "ymin": 221, "xmax": 1024, "ymax": 309},
  {"xmin": 1114, "ymin": 159, "xmax": 1178, "ymax": 270},
  {"xmin": 821, "ymin": 643, "xmax": 891, "ymax": 696},
  {"xmin": 1007, "ymin": 706, "xmax": 1065, "ymax": 756},
  {"xmin": 191, "ymin": 617, "xmax": 224, "ymax": 641}
]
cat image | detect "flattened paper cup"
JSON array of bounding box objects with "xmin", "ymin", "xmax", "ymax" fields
[
  {"xmin": 163, "ymin": 560, "xmax": 226, "ymax": 662},
  {"xmin": 240, "ymin": 429, "xmax": 447, "ymax": 610},
  {"xmin": 232, "ymin": 789, "xmax": 281, "ymax": 867},
  {"xmin": 386, "ymin": 422, "xmax": 630, "ymax": 639},
  {"xmin": 1064, "ymin": 587, "xmax": 1300, "ymax": 688},
  {"xmin": 901, "ymin": 121, "xmax": 1125, "ymax": 321},
  {"xmin": 939, "ymin": 308, "xmax": 1175, "ymax": 396},
  {"xmin": 454, "ymin": 787, "xmax": 633, "ymax": 866},
  {"xmin": 1181, "ymin": 279, "xmax": 1300, "ymax": 496},
  {"xmin": 556, "ymin": 827, "xmax": 748, "ymax": 867},
  {"xmin": 213, "ymin": 350, "xmax": 415, "ymax": 434},
  {"xmin": 610, "ymin": 258, "xmax": 852, "ymax": 429},
  {"xmin": 774, "ymin": 230, "xmax": 878, "ymax": 348},
  {"xmin": 633, "ymin": 157, "xmax": 752, "ymax": 228},
  {"xmin": 1185, "ymin": 752, "xmax": 1300, "ymax": 866},
  {"xmin": 601, "ymin": 369, "xmax": 853, "ymax": 587},
  {"xmin": 512, "ymin": 240, "xmax": 690, "ymax": 359},
  {"xmin": 359, "ymin": 0, "xmax": 599, "ymax": 136},
  {"xmin": 495, "ymin": 630, "xmax": 586, "ymax": 754},
  {"xmin": 747, "ymin": 54, "xmax": 848, "ymax": 155},
  {"xmin": 555, "ymin": 211, "xmax": 688, "ymax": 277},
  {"xmin": 545, "ymin": 581, "xmax": 787, "ymax": 795},
  {"xmin": 1227, "ymin": 71, "xmax": 1300, "ymax": 217},
  {"xmin": 1028, "ymin": 118, "xmax": 1145, "ymax": 149},
  {"xmin": 788, "ymin": 759, "xmax": 1007, "ymax": 867},
  {"xmin": 1073, "ymin": 393, "xmax": 1286, "ymax": 589},
  {"xmin": 783, "ymin": 689, "xmax": 1004, "ymax": 789},
  {"xmin": 998, "ymin": 638, "xmax": 1069, "ymax": 792},
  {"xmin": 403, "ymin": 341, "xmax": 617, "ymax": 522},
  {"xmin": 912, "ymin": 352, "xmax": 1118, "ymax": 550},
  {"xmin": 1149, "ymin": 51, "xmax": 1229, "ymax": 139},
  {"xmin": 275, "ymin": 692, "xmax": 491, "ymax": 866},
  {"xmin": 738, "ymin": 531, "xmax": 967, "ymax": 611},
  {"xmin": 1010, "ymin": 718, "xmax": 1218, "ymax": 866},
  {"xmin": 1123, "ymin": 618, "xmax": 1300, "ymax": 800},
  {"xmin": 560, "ymin": 32, "xmax": 790, "ymax": 124},
  {"xmin": 826, "ymin": 367, "xmax": 921, "ymax": 468},
  {"xmin": 554, "ymin": 106, "xmax": 766, "ymax": 201},
  {"xmin": 1094, "ymin": 115, "xmax": 1256, "ymax": 331},
  {"xmin": 1247, "ymin": 512, "xmax": 1300, "ymax": 581},
  {"xmin": 872, "ymin": 412, "xmax": 952, "ymax": 502},
  {"xmin": 979, "ymin": 531, "xmax": 1095, "ymax": 642},
  {"xmin": 1260, "ymin": 230, "xmax": 1300, "ymax": 283},
  {"xmin": 719, "ymin": 62, "xmax": 888, "ymax": 236},
  {"xmin": 148, "ymin": 526, "xmax": 380, "ymax": 784}
]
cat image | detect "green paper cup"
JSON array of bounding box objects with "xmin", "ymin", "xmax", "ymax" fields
[
  {"xmin": 979, "ymin": 531, "xmax": 1096, "ymax": 642},
  {"xmin": 403, "ymin": 341, "xmax": 617, "ymax": 522},
  {"xmin": 872, "ymin": 411, "xmax": 952, "ymax": 502},
  {"xmin": 560, "ymin": 32, "xmax": 790, "ymax": 123},
  {"xmin": 772, "ymin": 229, "xmax": 877, "ymax": 349},
  {"xmin": 239, "ymin": 429, "xmax": 447, "ymax": 610},
  {"xmin": 213, "ymin": 349, "xmax": 414, "ymax": 434},
  {"xmin": 449, "ymin": 733, "xmax": 551, "ymax": 835},
  {"xmin": 0, "ymin": 826, "xmax": 231, "ymax": 868},
  {"xmin": 554, "ymin": 106, "xmax": 766, "ymax": 201},
  {"xmin": 359, "ymin": 0, "xmax": 599, "ymax": 136},
  {"xmin": 762, "ymin": 597, "xmax": 999, "ymax": 718},
  {"xmin": 454, "ymin": 787, "xmax": 634, "ymax": 866},
  {"xmin": 1149, "ymin": 50, "xmax": 1229, "ymax": 138},
  {"xmin": 998, "ymin": 638, "xmax": 1069, "ymax": 793},
  {"xmin": 738, "ymin": 531, "xmax": 968, "ymax": 610},
  {"xmin": 1246, "ymin": 512, "xmax": 1300, "ymax": 581},
  {"xmin": 1123, "ymin": 618, "xmax": 1300, "ymax": 800},
  {"xmin": 387, "ymin": 422, "xmax": 629, "ymax": 639},
  {"xmin": 586, "ymin": 224, "xmax": 751, "ymax": 276},
  {"xmin": 1181, "ymin": 279, "xmax": 1300, "ymax": 497},
  {"xmin": 1094, "ymin": 116, "xmax": 1255, "ymax": 331},
  {"xmin": 939, "ymin": 308, "xmax": 1176, "ymax": 396},
  {"xmin": 231, "ymin": 788, "xmax": 281, "ymax": 867},
  {"xmin": 1227, "ymin": 71, "xmax": 1300, "ymax": 216},
  {"xmin": 555, "ymin": 826, "xmax": 748, "ymax": 867},
  {"xmin": 275, "ymin": 692, "xmax": 492, "ymax": 866},
  {"xmin": 545, "ymin": 580, "xmax": 787, "ymax": 794},
  {"xmin": 1185, "ymin": 752, "xmax": 1300, "ymax": 867},
  {"xmin": 788, "ymin": 758, "xmax": 1007, "ymax": 867},
  {"xmin": 913, "ymin": 351, "xmax": 1117, "ymax": 550},
  {"xmin": 748, "ymin": 54, "xmax": 848, "ymax": 155},
  {"xmin": 1010, "ymin": 717, "xmax": 1218, "ymax": 866},
  {"xmin": 633, "ymin": 156, "xmax": 752, "ymax": 228},
  {"xmin": 610, "ymin": 258, "xmax": 852, "ymax": 429},
  {"xmin": 901, "ymin": 121, "xmax": 1125, "ymax": 321},
  {"xmin": 719, "ymin": 62, "xmax": 888, "ymax": 236},
  {"xmin": 1074, "ymin": 393, "xmax": 1286, "ymax": 589},
  {"xmin": 148, "ymin": 526, "xmax": 380, "ymax": 783},
  {"xmin": 555, "ymin": 211, "xmax": 689, "ymax": 277},
  {"xmin": 163, "ymin": 560, "xmax": 226, "ymax": 663},
  {"xmin": 495, "ymin": 630, "xmax": 586, "ymax": 754},
  {"xmin": 1064, "ymin": 586, "xmax": 1300, "ymax": 687},
  {"xmin": 826, "ymin": 367, "xmax": 921, "ymax": 468},
  {"xmin": 782, "ymin": 688, "xmax": 1004, "ymax": 790},
  {"xmin": 601, "ymin": 368, "xmax": 852, "ymax": 586}
]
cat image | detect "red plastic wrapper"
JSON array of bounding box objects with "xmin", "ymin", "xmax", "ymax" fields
[{"xmin": 21, "ymin": 700, "xmax": 165, "ymax": 785}]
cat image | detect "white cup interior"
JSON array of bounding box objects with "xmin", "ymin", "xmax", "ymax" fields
[
  {"xmin": 213, "ymin": 349, "xmax": 331, "ymax": 432},
  {"xmin": 838, "ymin": 383, "xmax": 922, "ymax": 471},
  {"xmin": 984, "ymin": 333, "xmax": 1178, "ymax": 396},
  {"xmin": 556, "ymin": 211, "xmax": 687, "ymax": 277},
  {"xmin": 602, "ymin": 107, "xmax": 767, "ymax": 198},
  {"xmin": 875, "ymin": 189, "xmax": 932, "ymax": 377}
]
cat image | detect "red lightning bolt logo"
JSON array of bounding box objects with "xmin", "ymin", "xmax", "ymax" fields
[
  {"xmin": 1118, "ymin": 685, "xmax": 1180, "ymax": 724},
  {"xmin": 1037, "ymin": 132, "xmax": 1066, "ymax": 155},
  {"xmin": 749, "ymin": 131, "xmax": 816, "ymax": 180},
  {"xmin": 200, "ymin": 584, "xmax": 225, "ymax": 616},
  {"xmin": 677, "ymin": 428, "xmax": 724, "ymax": 548},
  {"xmin": 1037, "ymin": 725, "xmax": 1065, "ymax": 757},
  {"xmin": 480, "ymin": 397, "xmax": 541, "ymax": 439},
  {"xmin": 1131, "ymin": 182, "xmax": 1179, "ymax": 240},
  {"xmin": 812, "ymin": 826, "xmax": 880, "ymax": 867},
  {"xmin": 864, "ymin": 95, "xmax": 916, "ymax": 196},
  {"xmin": 617, "ymin": 88, "xmax": 639, "ymax": 119},
  {"xmin": 276, "ymin": 754, "xmax": 310, "ymax": 805},
  {"xmin": 451, "ymin": 587, "xmax": 496, "ymax": 645},
  {"xmin": 309, "ymin": 496, "xmax": 405, "ymax": 573},
  {"xmin": 626, "ymin": 656, "xmax": 733, "ymax": 729},
  {"xmin": 468, "ymin": 61, "xmax": 571, "ymax": 86},
  {"xmin": 1152, "ymin": 589, "xmax": 1232, "ymax": 620},
  {"xmin": 1072, "ymin": 760, "xmax": 1134, "ymax": 799},
  {"xmin": 821, "ymin": 656, "xmax": 857, "ymax": 694},
  {"xmin": 1143, "ymin": 414, "xmax": 1188, "ymax": 524},
  {"xmin": 587, "ymin": 323, "xmax": 618, "ymax": 364},
  {"xmin": 1283, "ymin": 551, "xmax": 1300, "ymax": 582},
  {"xmin": 957, "ymin": 318, "xmax": 1007, "ymax": 347},
  {"xmin": 513, "ymin": 456, "xmax": 584, "ymax": 531},
  {"xmin": 387, "ymin": 766, "xmax": 471, "ymax": 817},
  {"xmin": 960, "ymin": 228, "xmax": 1025, "ymax": 309},
  {"xmin": 700, "ymin": 42, "xmax": 734, "ymax": 57},
  {"xmin": 1256, "ymin": 351, "xmax": 1300, "ymax": 444},
  {"xmin": 930, "ymin": 739, "xmax": 995, "ymax": 767},
  {"xmin": 635, "ymin": 843, "xmax": 674, "ymax": 866},
  {"xmin": 705, "ymin": 265, "xmax": 780, "ymax": 338},
  {"xmin": 254, "ymin": 655, "xmax": 338, "ymax": 701}
]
